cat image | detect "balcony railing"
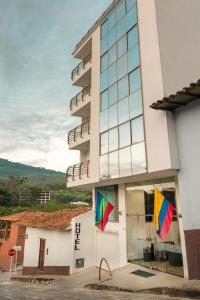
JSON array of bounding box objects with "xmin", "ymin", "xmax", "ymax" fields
[
  {"xmin": 68, "ymin": 121, "xmax": 90, "ymax": 145},
  {"xmin": 70, "ymin": 87, "xmax": 90, "ymax": 111},
  {"xmin": 66, "ymin": 160, "xmax": 89, "ymax": 182},
  {"xmin": 71, "ymin": 55, "xmax": 91, "ymax": 81}
]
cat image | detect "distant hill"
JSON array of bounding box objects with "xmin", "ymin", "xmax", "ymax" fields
[{"xmin": 0, "ymin": 158, "xmax": 65, "ymax": 187}]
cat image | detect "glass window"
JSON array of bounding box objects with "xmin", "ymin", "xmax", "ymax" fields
[
  {"xmin": 109, "ymin": 104, "xmax": 118, "ymax": 129},
  {"xmin": 129, "ymin": 89, "xmax": 143, "ymax": 118},
  {"xmin": 126, "ymin": 7, "xmax": 137, "ymax": 31},
  {"xmin": 118, "ymin": 97, "xmax": 129, "ymax": 124},
  {"xmin": 100, "ymin": 154, "xmax": 109, "ymax": 178},
  {"xmin": 129, "ymin": 68, "xmax": 141, "ymax": 94},
  {"xmin": 108, "ymin": 11, "xmax": 116, "ymax": 31},
  {"xmin": 128, "ymin": 45, "xmax": 140, "ymax": 72},
  {"xmin": 100, "ymin": 110, "xmax": 108, "ymax": 133},
  {"xmin": 101, "ymin": 35, "xmax": 108, "ymax": 55},
  {"xmin": 108, "ymin": 27, "xmax": 117, "ymax": 49},
  {"xmin": 116, "ymin": 1, "xmax": 126, "ymax": 21},
  {"xmin": 108, "ymin": 45, "xmax": 117, "ymax": 66},
  {"xmin": 100, "ymin": 69, "xmax": 109, "ymax": 92},
  {"xmin": 101, "ymin": 132, "xmax": 109, "ymax": 154},
  {"xmin": 117, "ymin": 53, "xmax": 127, "ymax": 79},
  {"xmin": 117, "ymin": 35, "xmax": 127, "ymax": 58},
  {"xmin": 119, "ymin": 122, "xmax": 131, "ymax": 148},
  {"xmin": 108, "ymin": 63, "xmax": 117, "ymax": 86},
  {"xmin": 109, "ymin": 83, "xmax": 118, "ymax": 106},
  {"xmin": 126, "ymin": 0, "xmax": 136, "ymax": 11},
  {"xmin": 128, "ymin": 26, "xmax": 138, "ymax": 49},
  {"xmin": 116, "ymin": 15, "xmax": 127, "ymax": 40},
  {"xmin": 101, "ymin": 20, "xmax": 108, "ymax": 38},
  {"xmin": 131, "ymin": 116, "xmax": 144, "ymax": 144},
  {"xmin": 101, "ymin": 52, "xmax": 108, "ymax": 73},
  {"xmin": 101, "ymin": 90, "xmax": 109, "ymax": 112},
  {"xmin": 131, "ymin": 142, "xmax": 146, "ymax": 172},
  {"xmin": 119, "ymin": 147, "xmax": 132, "ymax": 177},
  {"xmin": 118, "ymin": 75, "xmax": 129, "ymax": 100},
  {"xmin": 109, "ymin": 151, "xmax": 119, "ymax": 178},
  {"xmin": 109, "ymin": 127, "xmax": 118, "ymax": 152}
]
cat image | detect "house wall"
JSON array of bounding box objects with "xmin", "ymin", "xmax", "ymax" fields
[
  {"xmin": 23, "ymin": 227, "xmax": 71, "ymax": 275},
  {"xmin": 175, "ymin": 100, "xmax": 200, "ymax": 279}
]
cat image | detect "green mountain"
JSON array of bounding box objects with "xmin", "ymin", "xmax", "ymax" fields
[{"xmin": 0, "ymin": 158, "xmax": 65, "ymax": 187}]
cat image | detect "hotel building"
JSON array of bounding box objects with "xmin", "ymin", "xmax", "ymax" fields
[{"xmin": 67, "ymin": 0, "xmax": 200, "ymax": 279}]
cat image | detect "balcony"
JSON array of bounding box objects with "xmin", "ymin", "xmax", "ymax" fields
[
  {"xmin": 68, "ymin": 121, "xmax": 90, "ymax": 150},
  {"xmin": 71, "ymin": 55, "xmax": 92, "ymax": 87},
  {"xmin": 70, "ymin": 87, "xmax": 91, "ymax": 117},
  {"xmin": 66, "ymin": 160, "xmax": 89, "ymax": 184}
]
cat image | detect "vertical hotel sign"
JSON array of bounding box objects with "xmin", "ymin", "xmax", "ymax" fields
[{"xmin": 74, "ymin": 223, "xmax": 81, "ymax": 250}]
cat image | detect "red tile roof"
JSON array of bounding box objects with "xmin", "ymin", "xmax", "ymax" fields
[
  {"xmin": 0, "ymin": 211, "xmax": 50, "ymax": 223},
  {"xmin": 17, "ymin": 208, "xmax": 91, "ymax": 230}
]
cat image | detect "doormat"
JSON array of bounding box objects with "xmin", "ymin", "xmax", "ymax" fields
[{"xmin": 131, "ymin": 270, "xmax": 155, "ymax": 278}]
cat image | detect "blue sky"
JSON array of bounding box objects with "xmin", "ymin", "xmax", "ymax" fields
[{"xmin": 0, "ymin": 0, "xmax": 112, "ymax": 171}]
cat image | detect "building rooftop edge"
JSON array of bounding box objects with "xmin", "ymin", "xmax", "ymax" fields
[{"xmin": 72, "ymin": 0, "xmax": 121, "ymax": 56}]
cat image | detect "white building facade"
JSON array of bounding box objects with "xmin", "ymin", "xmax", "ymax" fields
[{"xmin": 67, "ymin": 0, "xmax": 200, "ymax": 279}]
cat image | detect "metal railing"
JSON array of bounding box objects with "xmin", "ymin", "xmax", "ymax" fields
[
  {"xmin": 99, "ymin": 258, "xmax": 112, "ymax": 281},
  {"xmin": 70, "ymin": 87, "xmax": 90, "ymax": 111},
  {"xmin": 71, "ymin": 54, "xmax": 91, "ymax": 80},
  {"xmin": 68, "ymin": 121, "xmax": 90, "ymax": 145},
  {"xmin": 66, "ymin": 160, "xmax": 89, "ymax": 181}
]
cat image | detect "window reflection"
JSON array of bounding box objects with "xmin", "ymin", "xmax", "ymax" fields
[
  {"xmin": 100, "ymin": 154, "xmax": 109, "ymax": 178},
  {"xmin": 101, "ymin": 132, "xmax": 108, "ymax": 154},
  {"xmin": 101, "ymin": 36, "xmax": 108, "ymax": 55},
  {"xmin": 126, "ymin": 0, "xmax": 136, "ymax": 11},
  {"xmin": 109, "ymin": 83, "xmax": 118, "ymax": 106},
  {"xmin": 108, "ymin": 11, "xmax": 116, "ymax": 31},
  {"xmin": 126, "ymin": 7, "xmax": 137, "ymax": 31},
  {"xmin": 101, "ymin": 20, "xmax": 108, "ymax": 39},
  {"xmin": 116, "ymin": 16, "xmax": 127, "ymax": 39},
  {"xmin": 100, "ymin": 69, "xmax": 109, "ymax": 92},
  {"xmin": 119, "ymin": 122, "xmax": 131, "ymax": 148},
  {"xmin": 118, "ymin": 75, "xmax": 129, "ymax": 100},
  {"xmin": 131, "ymin": 142, "xmax": 146, "ymax": 172},
  {"xmin": 109, "ymin": 104, "xmax": 118, "ymax": 129},
  {"xmin": 131, "ymin": 116, "xmax": 144, "ymax": 144},
  {"xmin": 101, "ymin": 90, "xmax": 109, "ymax": 112},
  {"xmin": 119, "ymin": 147, "xmax": 132, "ymax": 176},
  {"xmin": 129, "ymin": 68, "xmax": 141, "ymax": 94},
  {"xmin": 108, "ymin": 28, "xmax": 117, "ymax": 49},
  {"xmin": 116, "ymin": 1, "xmax": 126, "ymax": 21},
  {"xmin": 117, "ymin": 35, "xmax": 127, "ymax": 58},
  {"xmin": 128, "ymin": 45, "xmax": 140, "ymax": 72},
  {"xmin": 118, "ymin": 97, "xmax": 129, "ymax": 124},
  {"xmin": 109, "ymin": 127, "xmax": 118, "ymax": 152},
  {"xmin": 128, "ymin": 26, "xmax": 138, "ymax": 49},
  {"xmin": 109, "ymin": 151, "xmax": 119, "ymax": 178},
  {"xmin": 101, "ymin": 52, "xmax": 108, "ymax": 73},
  {"xmin": 117, "ymin": 54, "xmax": 127, "ymax": 79},
  {"xmin": 109, "ymin": 45, "xmax": 117, "ymax": 66},
  {"xmin": 109, "ymin": 63, "xmax": 117, "ymax": 85},
  {"xmin": 129, "ymin": 89, "xmax": 143, "ymax": 118},
  {"xmin": 100, "ymin": 110, "xmax": 108, "ymax": 133}
]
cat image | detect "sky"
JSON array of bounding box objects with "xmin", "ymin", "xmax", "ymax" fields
[{"xmin": 0, "ymin": 0, "xmax": 112, "ymax": 172}]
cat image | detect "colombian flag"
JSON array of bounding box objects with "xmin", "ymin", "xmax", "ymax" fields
[
  {"xmin": 95, "ymin": 192, "xmax": 114, "ymax": 231},
  {"xmin": 153, "ymin": 188, "xmax": 175, "ymax": 240}
]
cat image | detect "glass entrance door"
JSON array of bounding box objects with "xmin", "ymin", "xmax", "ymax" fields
[{"xmin": 126, "ymin": 186, "xmax": 184, "ymax": 277}]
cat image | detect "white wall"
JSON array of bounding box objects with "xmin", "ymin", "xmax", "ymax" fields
[
  {"xmin": 71, "ymin": 211, "xmax": 96, "ymax": 273},
  {"xmin": 23, "ymin": 227, "xmax": 72, "ymax": 267},
  {"xmin": 175, "ymin": 101, "xmax": 200, "ymax": 230}
]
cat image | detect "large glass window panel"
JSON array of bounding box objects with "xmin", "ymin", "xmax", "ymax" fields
[
  {"xmin": 100, "ymin": 69, "xmax": 109, "ymax": 92},
  {"xmin": 100, "ymin": 110, "xmax": 108, "ymax": 133},
  {"xmin": 131, "ymin": 116, "xmax": 144, "ymax": 144},
  {"xmin": 101, "ymin": 132, "xmax": 109, "ymax": 154},
  {"xmin": 101, "ymin": 36, "xmax": 108, "ymax": 55},
  {"xmin": 109, "ymin": 151, "xmax": 119, "ymax": 178},
  {"xmin": 128, "ymin": 26, "xmax": 138, "ymax": 49},
  {"xmin": 101, "ymin": 20, "xmax": 108, "ymax": 38},
  {"xmin": 109, "ymin": 127, "xmax": 118, "ymax": 152},
  {"xmin": 108, "ymin": 11, "xmax": 116, "ymax": 31},
  {"xmin": 126, "ymin": 7, "xmax": 137, "ymax": 31},
  {"xmin": 128, "ymin": 45, "xmax": 140, "ymax": 73},
  {"xmin": 100, "ymin": 154, "xmax": 109, "ymax": 178},
  {"xmin": 129, "ymin": 68, "xmax": 141, "ymax": 94},
  {"xmin": 117, "ymin": 35, "xmax": 127, "ymax": 58},
  {"xmin": 126, "ymin": 0, "xmax": 136, "ymax": 11},
  {"xmin": 116, "ymin": 1, "xmax": 126, "ymax": 21},
  {"xmin": 118, "ymin": 75, "xmax": 129, "ymax": 100},
  {"xmin": 119, "ymin": 147, "xmax": 132, "ymax": 177},
  {"xmin": 108, "ymin": 45, "xmax": 117, "ymax": 66},
  {"xmin": 117, "ymin": 53, "xmax": 127, "ymax": 79},
  {"xmin": 108, "ymin": 27, "xmax": 117, "ymax": 49},
  {"xmin": 129, "ymin": 89, "xmax": 143, "ymax": 118},
  {"xmin": 119, "ymin": 121, "xmax": 131, "ymax": 148},
  {"xmin": 116, "ymin": 16, "xmax": 127, "ymax": 40},
  {"xmin": 109, "ymin": 83, "xmax": 118, "ymax": 106},
  {"xmin": 118, "ymin": 97, "xmax": 129, "ymax": 124},
  {"xmin": 131, "ymin": 142, "xmax": 146, "ymax": 172},
  {"xmin": 109, "ymin": 63, "xmax": 117, "ymax": 86},
  {"xmin": 101, "ymin": 90, "xmax": 109, "ymax": 112},
  {"xmin": 101, "ymin": 52, "xmax": 108, "ymax": 73},
  {"xmin": 109, "ymin": 104, "xmax": 118, "ymax": 129}
]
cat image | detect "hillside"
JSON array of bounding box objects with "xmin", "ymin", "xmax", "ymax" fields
[{"xmin": 0, "ymin": 158, "xmax": 65, "ymax": 187}]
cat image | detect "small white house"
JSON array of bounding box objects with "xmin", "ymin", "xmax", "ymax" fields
[{"xmin": 22, "ymin": 208, "xmax": 95, "ymax": 275}]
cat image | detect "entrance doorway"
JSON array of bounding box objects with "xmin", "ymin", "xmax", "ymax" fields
[
  {"xmin": 126, "ymin": 184, "xmax": 183, "ymax": 277},
  {"xmin": 38, "ymin": 238, "xmax": 46, "ymax": 271}
]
